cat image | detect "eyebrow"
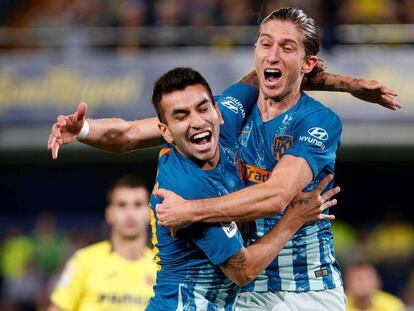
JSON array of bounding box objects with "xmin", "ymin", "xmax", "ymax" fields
[
  {"xmin": 171, "ymin": 98, "xmax": 211, "ymax": 116},
  {"xmin": 259, "ymin": 33, "xmax": 298, "ymax": 46},
  {"xmin": 258, "ymin": 33, "xmax": 272, "ymax": 39}
]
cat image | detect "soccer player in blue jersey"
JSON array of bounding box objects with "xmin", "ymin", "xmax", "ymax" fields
[{"xmin": 144, "ymin": 67, "xmax": 339, "ymax": 310}]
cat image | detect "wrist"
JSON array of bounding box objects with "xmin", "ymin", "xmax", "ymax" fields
[
  {"xmin": 283, "ymin": 209, "xmax": 304, "ymax": 232},
  {"xmin": 187, "ymin": 200, "xmax": 202, "ymax": 223},
  {"xmin": 76, "ymin": 120, "xmax": 90, "ymax": 141}
]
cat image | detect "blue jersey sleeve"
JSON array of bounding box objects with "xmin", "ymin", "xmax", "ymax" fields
[
  {"xmin": 190, "ymin": 222, "xmax": 243, "ymax": 266},
  {"xmin": 284, "ymin": 109, "xmax": 342, "ymax": 179},
  {"xmin": 215, "ymin": 83, "xmax": 258, "ymax": 143}
]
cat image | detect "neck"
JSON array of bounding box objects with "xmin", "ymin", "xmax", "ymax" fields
[
  {"xmin": 111, "ymin": 233, "xmax": 146, "ymax": 261},
  {"xmin": 354, "ymin": 295, "xmax": 373, "ymax": 310},
  {"xmin": 258, "ymin": 87, "xmax": 301, "ymax": 122},
  {"xmin": 200, "ymin": 150, "xmax": 220, "ymax": 170},
  {"xmin": 175, "ymin": 145, "xmax": 220, "ymax": 170}
]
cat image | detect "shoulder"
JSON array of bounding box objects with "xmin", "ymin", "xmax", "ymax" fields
[
  {"xmin": 300, "ymin": 92, "xmax": 340, "ymax": 120},
  {"xmin": 155, "ymin": 147, "xmax": 204, "ymax": 199},
  {"xmin": 374, "ymin": 290, "xmax": 405, "ymax": 308},
  {"xmin": 295, "ymin": 93, "xmax": 342, "ymax": 130},
  {"xmin": 143, "ymin": 247, "xmax": 156, "ymax": 262},
  {"xmin": 73, "ymin": 241, "xmax": 111, "ymax": 262},
  {"xmin": 141, "ymin": 247, "xmax": 157, "ymax": 270}
]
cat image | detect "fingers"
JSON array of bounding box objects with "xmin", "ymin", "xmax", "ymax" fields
[
  {"xmin": 47, "ymin": 133, "xmax": 54, "ymax": 150},
  {"xmin": 170, "ymin": 228, "xmax": 177, "ymax": 238},
  {"xmin": 381, "ymin": 86, "xmax": 398, "ymax": 97},
  {"xmin": 321, "ymin": 186, "xmax": 340, "ymax": 202},
  {"xmin": 320, "ymin": 198, "xmax": 337, "ymax": 212},
  {"xmin": 74, "ymin": 102, "xmax": 88, "ymax": 121},
  {"xmin": 316, "ymin": 174, "xmax": 334, "ymax": 192},
  {"xmin": 319, "ymin": 214, "xmax": 335, "ymax": 221},
  {"xmin": 153, "ymin": 188, "xmax": 170, "ymax": 199},
  {"xmin": 380, "ymin": 94, "xmax": 401, "ymax": 110},
  {"xmin": 57, "ymin": 115, "xmax": 67, "ymax": 127},
  {"xmin": 48, "ymin": 123, "xmax": 60, "ymax": 148},
  {"xmin": 52, "ymin": 143, "xmax": 60, "ymax": 160}
]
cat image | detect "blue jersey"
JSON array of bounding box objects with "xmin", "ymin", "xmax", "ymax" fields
[
  {"xmin": 147, "ymin": 83, "xmax": 258, "ymax": 311},
  {"xmin": 239, "ymin": 92, "xmax": 343, "ymax": 292}
]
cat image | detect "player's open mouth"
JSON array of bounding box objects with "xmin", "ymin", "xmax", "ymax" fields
[
  {"xmin": 190, "ymin": 130, "xmax": 212, "ymax": 146},
  {"xmin": 264, "ymin": 68, "xmax": 282, "ymax": 83}
]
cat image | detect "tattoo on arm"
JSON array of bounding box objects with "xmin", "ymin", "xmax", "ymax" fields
[
  {"xmin": 307, "ymin": 72, "xmax": 360, "ymax": 92},
  {"xmin": 224, "ymin": 250, "xmax": 247, "ymax": 271}
]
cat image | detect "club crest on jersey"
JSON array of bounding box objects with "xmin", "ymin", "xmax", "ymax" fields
[{"xmin": 273, "ymin": 135, "xmax": 293, "ymax": 161}]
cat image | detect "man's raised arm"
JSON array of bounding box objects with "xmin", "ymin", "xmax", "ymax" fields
[
  {"xmin": 48, "ymin": 71, "xmax": 400, "ymax": 159},
  {"xmin": 47, "ymin": 102, "xmax": 163, "ymax": 159},
  {"xmin": 303, "ymin": 69, "xmax": 401, "ymax": 110}
]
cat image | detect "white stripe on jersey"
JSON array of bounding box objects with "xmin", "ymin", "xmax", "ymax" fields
[
  {"xmin": 194, "ymin": 289, "xmax": 209, "ymax": 311},
  {"xmin": 278, "ymin": 239, "xmax": 296, "ymax": 290},
  {"xmin": 177, "ymin": 284, "xmax": 184, "ymax": 311},
  {"xmin": 306, "ymin": 229, "xmax": 325, "ymax": 289}
]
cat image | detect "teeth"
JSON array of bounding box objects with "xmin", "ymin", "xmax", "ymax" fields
[
  {"xmin": 265, "ymin": 69, "xmax": 280, "ymax": 73},
  {"xmin": 192, "ymin": 131, "xmax": 210, "ymax": 140}
]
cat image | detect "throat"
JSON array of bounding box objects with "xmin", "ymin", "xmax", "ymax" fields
[{"xmin": 258, "ymin": 92, "xmax": 301, "ymax": 121}]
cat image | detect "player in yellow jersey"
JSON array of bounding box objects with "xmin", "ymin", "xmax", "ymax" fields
[
  {"xmin": 345, "ymin": 263, "xmax": 405, "ymax": 311},
  {"xmin": 47, "ymin": 175, "xmax": 157, "ymax": 311}
]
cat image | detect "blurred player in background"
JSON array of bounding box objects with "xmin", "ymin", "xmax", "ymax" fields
[
  {"xmin": 47, "ymin": 176, "xmax": 156, "ymax": 311},
  {"xmin": 345, "ymin": 263, "xmax": 405, "ymax": 311}
]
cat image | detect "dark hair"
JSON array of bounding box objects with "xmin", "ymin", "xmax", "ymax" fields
[
  {"xmin": 107, "ymin": 175, "xmax": 148, "ymax": 204},
  {"xmin": 260, "ymin": 7, "xmax": 320, "ymax": 57},
  {"xmin": 152, "ymin": 67, "xmax": 214, "ymax": 123}
]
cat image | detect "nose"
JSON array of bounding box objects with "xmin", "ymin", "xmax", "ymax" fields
[
  {"xmin": 190, "ymin": 112, "xmax": 206, "ymax": 129},
  {"xmin": 266, "ymin": 47, "xmax": 280, "ymax": 64}
]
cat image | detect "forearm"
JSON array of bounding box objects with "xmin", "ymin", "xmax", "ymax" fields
[
  {"xmin": 81, "ymin": 117, "xmax": 164, "ymax": 153},
  {"xmin": 221, "ymin": 211, "xmax": 302, "ymax": 285},
  {"xmin": 239, "ymin": 70, "xmax": 260, "ymax": 90},
  {"xmin": 305, "ymin": 71, "xmax": 359, "ymax": 92},
  {"xmin": 190, "ymin": 184, "xmax": 289, "ymax": 223}
]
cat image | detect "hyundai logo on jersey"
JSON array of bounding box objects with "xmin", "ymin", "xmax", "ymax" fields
[{"xmin": 308, "ymin": 127, "xmax": 329, "ymax": 141}]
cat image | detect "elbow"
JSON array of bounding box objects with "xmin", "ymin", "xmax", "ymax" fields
[
  {"xmin": 229, "ymin": 266, "xmax": 258, "ymax": 286},
  {"xmin": 231, "ymin": 274, "xmax": 253, "ymax": 287}
]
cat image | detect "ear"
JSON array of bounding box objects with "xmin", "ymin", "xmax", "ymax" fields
[
  {"xmin": 158, "ymin": 122, "xmax": 174, "ymax": 144},
  {"xmin": 214, "ymin": 103, "xmax": 224, "ymax": 126},
  {"xmin": 302, "ymin": 56, "xmax": 318, "ymax": 74},
  {"xmin": 145, "ymin": 206, "xmax": 151, "ymax": 223},
  {"xmin": 105, "ymin": 207, "xmax": 112, "ymax": 225}
]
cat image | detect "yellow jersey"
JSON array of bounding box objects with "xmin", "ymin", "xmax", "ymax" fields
[
  {"xmin": 50, "ymin": 241, "xmax": 156, "ymax": 311},
  {"xmin": 346, "ymin": 290, "xmax": 405, "ymax": 311}
]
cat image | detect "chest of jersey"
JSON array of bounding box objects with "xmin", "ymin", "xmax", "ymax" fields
[
  {"xmin": 238, "ymin": 109, "xmax": 296, "ymax": 184},
  {"xmin": 78, "ymin": 255, "xmax": 154, "ymax": 311}
]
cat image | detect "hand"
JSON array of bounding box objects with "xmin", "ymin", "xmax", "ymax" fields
[
  {"xmin": 47, "ymin": 102, "xmax": 87, "ymax": 159},
  {"xmin": 287, "ymin": 174, "xmax": 340, "ymax": 225},
  {"xmin": 154, "ymin": 189, "xmax": 193, "ymax": 229},
  {"xmin": 349, "ymin": 79, "xmax": 401, "ymax": 110}
]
